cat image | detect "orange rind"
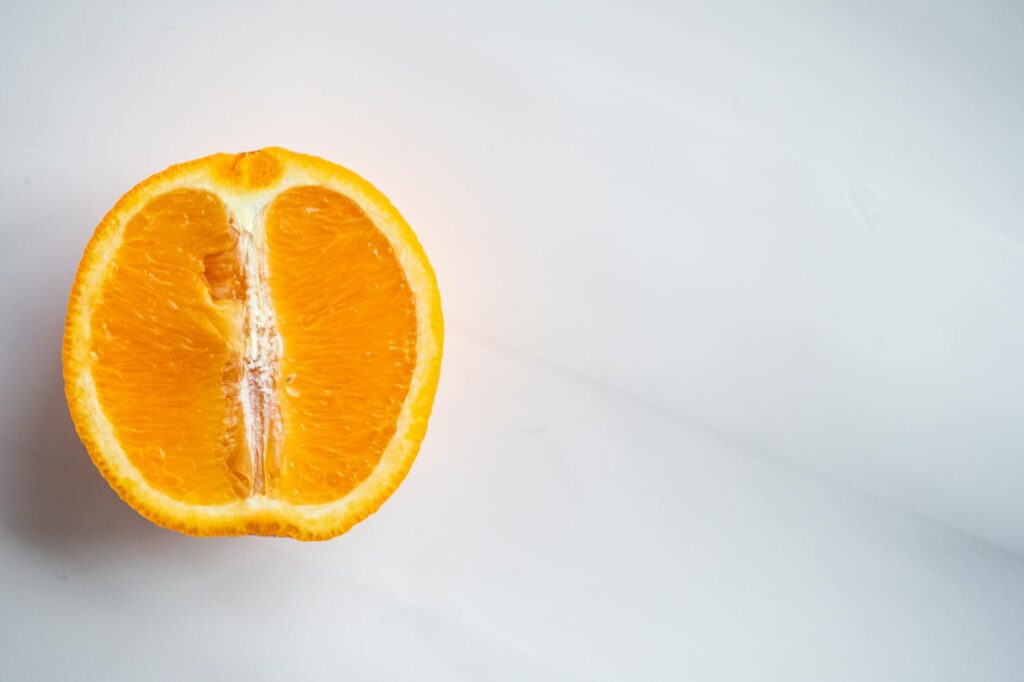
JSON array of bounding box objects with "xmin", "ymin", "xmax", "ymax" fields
[{"xmin": 63, "ymin": 148, "xmax": 443, "ymax": 540}]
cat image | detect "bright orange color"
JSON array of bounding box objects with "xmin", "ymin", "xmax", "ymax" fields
[
  {"xmin": 90, "ymin": 189, "xmax": 248, "ymax": 505},
  {"xmin": 266, "ymin": 187, "xmax": 419, "ymax": 504},
  {"xmin": 64, "ymin": 148, "xmax": 443, "ymax": 540}
]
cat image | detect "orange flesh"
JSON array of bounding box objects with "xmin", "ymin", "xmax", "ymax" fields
[
  {"xmin": 91, "ymin": 190, "xmax": 247, "ymax": 504},
  {"xmin": 267, "ymin": 187, "xmax": 417, "ymax": 504},
  {"xmin": 89, "ymin": 186, "xmax": 417, "ymax": 506}
]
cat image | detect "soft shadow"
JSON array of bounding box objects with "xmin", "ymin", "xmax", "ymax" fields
[{"xmin": 1, "ymin": 282, "xmax": 183, "ymax": 559}]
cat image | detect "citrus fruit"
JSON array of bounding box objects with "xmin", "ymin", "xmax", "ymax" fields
[{"xmin": 63, "ymin": 148, "xmax": 443, "ymax": 540}]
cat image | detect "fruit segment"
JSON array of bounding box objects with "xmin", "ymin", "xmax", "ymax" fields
[
  {"xmin": 265, "ymin": 187, "xmax": 418, "ymax": 504},
  {"xmin": 90, "ymin": 190, "xmax": 248, "ymax": 504}
]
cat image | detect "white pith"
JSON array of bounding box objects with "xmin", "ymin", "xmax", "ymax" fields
[{"xmin": 232, "ymin": 201, "xmax": 281, "ymax": 496}]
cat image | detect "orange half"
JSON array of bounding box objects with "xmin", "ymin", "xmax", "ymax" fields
[{"xmin": 63, "ymin": 148, "xmax": 443, "ymax": 540}]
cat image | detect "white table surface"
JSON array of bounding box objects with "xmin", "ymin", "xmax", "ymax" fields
[{"xmin": 2, "ymin": 1, "xmax": 1023, "ymax": 680}]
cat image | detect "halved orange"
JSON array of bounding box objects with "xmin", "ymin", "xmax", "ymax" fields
[{"xmin": 63, "ymin": 148, "xmax": 443, "ymax": 540}]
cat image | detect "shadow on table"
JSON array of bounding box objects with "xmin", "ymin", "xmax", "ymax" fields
[{"xmin": 1, "ymin": 290, "xmax": 181, "ymax": 558}]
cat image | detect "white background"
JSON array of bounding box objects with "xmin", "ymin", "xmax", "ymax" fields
[{"xmin": 2, "ymin": 1, "xmax": 1024, "ymax": 679}]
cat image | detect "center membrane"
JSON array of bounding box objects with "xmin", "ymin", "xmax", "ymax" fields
[{"xmin": 214, "ymin": 203, "xmax": 283, "ymax": 498}]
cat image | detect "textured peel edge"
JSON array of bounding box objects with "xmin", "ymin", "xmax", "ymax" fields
[{"xmin": 62, "ymin": 148, "xmax": 444, "ymax": 541}]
